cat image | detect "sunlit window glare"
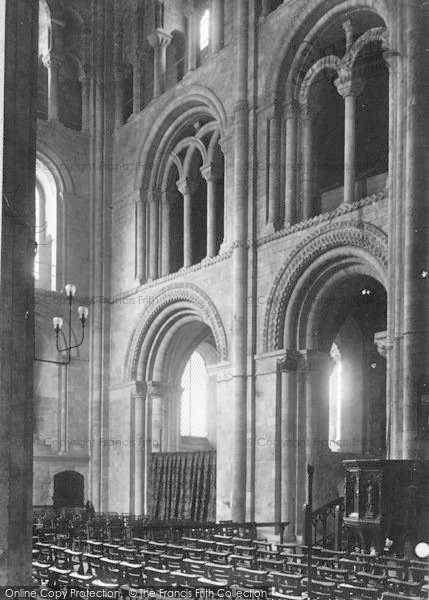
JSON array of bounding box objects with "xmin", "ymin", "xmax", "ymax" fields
[
  {"xmin": 35, "ymin": 161, "xmax": 57, "ymax": 291},
  {"xmin": 181, "ymin": 351, "xmax": 208, "ymax": 437},
  {"xmin": 329, "ymin": 342, "xmax": 342, "ymax": 452},
  {"xmin": 199, "ymin": 9, "xmax": 210, "ymax": 51}
]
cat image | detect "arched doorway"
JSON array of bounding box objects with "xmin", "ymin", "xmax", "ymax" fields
[{"xmin": 53, "ymin": 471, "xmax": 84, "ymax": 509}]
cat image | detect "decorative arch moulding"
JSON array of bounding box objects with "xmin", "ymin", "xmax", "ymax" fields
[
  {"xmin": 124, "ymin": 283, "xmax": 228, "ymax": 382},
  {"xmin": 262, "ymin": 221, "xmax": 388, "ymax": 353}
]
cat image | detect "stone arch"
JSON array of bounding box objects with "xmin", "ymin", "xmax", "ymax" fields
[
  {"xmin": 124, "ymin": 283, "xmax": 228, "ymax": 382},
  {"xmin": 263, "ymin": 222, "xmax": 388, "ymax": 352},
  {"xmin": 36, "ymin": 145, "xmax": 75, "ymax": 195},
  {"xmin": 263, "ymin": 0, "xmax": 391, "ymax": 106},
  {"xmin": 134, "ymin": 85, "xmax": 228, "ymax": 193}
]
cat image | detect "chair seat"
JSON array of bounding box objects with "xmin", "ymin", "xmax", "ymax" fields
[
  {"xmin": 69, "ymin": 573, "xmax": 94, "ymax": 582},
  {"xmin": 48, "ymin": 566, "xmax": 71, "ymax": 575},
  {"xmin": 90, "ymin": 580, "xmax": 120, "ymax": 589}
]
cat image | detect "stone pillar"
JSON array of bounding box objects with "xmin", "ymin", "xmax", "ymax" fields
[
  {"xmin": 136, "ymin": 196, "xmax": 146, "ymax": 284},
  {"xmin": 201, "ymin": 164, "xmax": 221, "ymax": 258},
  {"xmin": 161, "ymin": 190, "xmax": 174, "ymax": 276},
  {"xmin": 278, "ymin": 351, "xmax": 301, "ymax": 540},
  {"xmin": 132, "ymin": 48, "xmax": 144, "ymax": 115},
  {"xmin": 148, "ymin": 29, "xmax": 172, "ymax": 98},
  {"xmin": 301, "ymin": 105, "xmax": 314, "ymax": 220},
  {"xmin": 231, "ymin": 0, "xmax": 249, "ymax": 523},
  {"xmin": 148, "ymin": 193, "xmax": 160, "ymax": 280},
  {"xmin": 402, "ymin": 0, "xmax": 429, "ymax": 460},
  {"xmin": 267, "ymin": 104, "xmax": 281, "ymax": 230},
  {"xmin": 148, "ymin": 382, "xmax": 174, "ymax": 453},
  {"xmin": 211, "ymin": 0, "xmax": 224, "ymax": 53},
  {"xmin": 284, "ymin": 102, "xmax": 298, "ymax": 226},
  {"xmin": 184, "ymin": 1, "xmax": 198, "ymax": 73},
  {"xmin": 335, "ymin": 76, "xmax": 365, "ymax": 204},
  {"xmin": 80, "ymin": 29, "xmax": 91, "ymax": 131},
  {"xmin": 0, "ymin": 0, "xmax": 37, "ymax": 584},
  {"xmin": 113, "ymin": 66, "xmax": 127, "ymax": 129},
  {"xmin": 219, "ymin": 134, "xmax": 233, "ymax": 251},
  {"xmin": 43, "ymin": 51, "xmax": 63, "ymax": 122},
  {"xmin": 177, "ymin": 178, "xmax": 198, "ymax": 268},
  {"xmin": 132, "ymin": 382, "xmax": 147, "ymax": 516},
  {"xmin": 301, "ymin": 350, "xmax": 334, "ymax": 509}
]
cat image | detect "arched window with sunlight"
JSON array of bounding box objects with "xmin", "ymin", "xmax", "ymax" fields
[
  {"xmin": 199, "ymin": 8, "xmax": 210, "ymax": 51},
  {"xmin": 35, "ymin": 160, "xmax": 57, "ymax": 291},
  {"xmin": 181, "ymin": 351, "xmax": 208, "ymax": 437},
  {"xmin": 329, "ymin": 342, "xmax": 342, "ymax": 452}
]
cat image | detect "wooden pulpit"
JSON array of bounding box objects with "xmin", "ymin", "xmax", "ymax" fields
[{"xmin": 342, "ymin": 459, "xmax": 429, "ymax": 554}]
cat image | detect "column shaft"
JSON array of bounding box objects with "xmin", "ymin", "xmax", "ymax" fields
[
  {"xmin": 161, "ymin": 200, "xmax": 171, "ymax": 276},
  {"xmin": 284, "ymin": 109, "xmax": 297, "ymax": 226},
  {"xmin": 231, "ymin": 0, "xmax": 249, "ymax": 523},
  {"xmin": 211, "ymin": 0, "xmax": 224, "ymax": 53},
  {"xmin": 268, "ymin": 112, "xmax": 280, "ymax": 229},
  {"xmin": 185, "ymin": 7, "xmax": 197, "ymax": 72},
  {"xmin": 136, "ymin": 199, "xmax": 146, "ymax": 283},
  {"xmin": 148, "ymin": 200, "xmax": 159, "ymax": 280},
  {"xmin": 80, "ymin": 76, "xmax": 90, "ymax": 131},
  {"xmin": 206, "ymin": 178, "xmax": 217, "ymax": 257},
  {"xmin": 133, "ymin": 388, "xmax": 146, "ymax": 516},
  {"xmin": 44, "ymin": 54, "xmax": 61, "ymax": 121},
  {"xmin": 302, "ymin": 112, "xmax": 313, "ymax": 220},
  {"xmin": 344, "ymin": 94, "xmax": 357, "ymax": 204},
  {"xmin": 183, "ymin": 191, "xmax": 192, "ymax": 267}
]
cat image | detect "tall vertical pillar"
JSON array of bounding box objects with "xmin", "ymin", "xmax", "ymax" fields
[
  {"xmin": 132, "ymin": 382, "xmax": 147, "ymax": 516},
  {"xmin": 301, "ymin": 105, "xmax": 314, "ymax": 220},
  {"xmin": 402, "ymin": 1, "xmax": 429, "ymax": 460},
  {"xmin": 184, "ymin": 1, "xmax": 198, "ymax": 73},
  {"xmin": 301, "ymin": 350, "xmax": 334, "ymax": 509},
  {"xmin": 231, "ymin": 0, "xmax": 249, "ymax": 523},
  {"xmin": 201, "ymin": 165, "xmax": 221, "ymax": 258},
  {"xmin": 267, "ymin": 104, "xmax": 281, "ymax": 230},
  {"xmin": 278, "ymin": 351, "xmax": 300, "ymax": 540},
  {"xmin": 177, "ymin": 178, "xmax": 198, "ymax": 268},
  {"xmin": 335, "ymin": 77, "xmax": 365, "ymax": 204},
  {"xmin": 136, "ymin": 196, "xmax": 146, "ymax": 284},
  {"xmin": 219, "ymin": 134, "xmax": 232, "ymax": 251},
  {"xmin": 284, "ymin": 102, "xmax": 298, "ymax": 226},
  {"xmin": 161, "ymin": 190, "xmax": 173, "ymax": 276},
  {"xmin": 148, "ymin": 29, "xmax": 172, "ymax": 98},
  {"xmin": 148, "ymin": 193, "xmax": 160, "ymax": 280},
  {"xmin": 80, "ymin": 29, "xmax": 91, "ymax": 131},
  {"xmin": 211, "ymin": 0, "xmax": 224, "ymax": 53},
  {"xmin": 132, "ymin": 48, "xmax": 144, "ymax": 115},
  {"xmin": 43, "ymin": 52, "xmax": 63, "ymax": 122},
  {"xmin": 113, "ymin": 66, "xmax": 127, "ymax": 129},
  {"xmin": 0, "ymin": 0, "xmax": 37, "ymax": 584}
]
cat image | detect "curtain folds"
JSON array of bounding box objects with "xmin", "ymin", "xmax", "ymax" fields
[{"xmin": 149, "ymin": 451, "xmax": 216, "ymax": 521}]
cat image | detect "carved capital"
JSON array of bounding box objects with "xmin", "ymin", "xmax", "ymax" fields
[
  {"xmin": 278, "ymin": 350, "xmax": 301, "ymax": 372},
  {"xmin": 200, "ymin": 164, "xmax": 222, "ymax": 182},
  {"xmin": 300, "ymin": 350, "xmax": 334, "ymax": 374},
  {"xmin": 148, "ymin": 28, "xmax": 172, "ymax": 49},
  {"xmin": 373, "ymin": 331, "xmax": 393, "ymax": 359},
  {"xmin": 130, "ymin": 381, "xmax": 147, "ymax": 400},
  {"xmin": 335, "ymin": 75, "xmax": 365, "ymax": 99},
  {"xmin": 176, "ymin": 177, "xmax": 199, "ymax": 196},
  {"xmin": 42, "ymin": 51, "xmax": 64, "ymax": 70}
]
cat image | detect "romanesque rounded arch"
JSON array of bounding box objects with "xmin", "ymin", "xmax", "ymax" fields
[
  {"xmin": 36, "ymin": 144, "xmax": 75, "ymax": 195},
  {"xmin": 264, "ymin": 0, "xmax": 391, "ymax": 106},
  {"xmin": 134, "ymin": 85, "xmax": 228, "ymax": 193},
  {"xmin": 263, "ymin": 222, "xmax": 388, "ymax": 352},
  {"xmin": 124, "ymin": 283, "xmax": 228, "ymax": 382}
]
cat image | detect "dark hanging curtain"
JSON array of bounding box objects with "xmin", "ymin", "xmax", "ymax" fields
[{"xmin": 149, "ymin": 451, "xmax": 216, "ymax": 521}]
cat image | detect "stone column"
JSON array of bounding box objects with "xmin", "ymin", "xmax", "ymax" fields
[
  {"xmin": 80, "ymin": 29, "xmax": 91, "ymax": 131},
  {"xmin": 0, "ymin": 0, "xmax": 37, "ymax": 584},
  {"xmin": 177, "ymin": 178, "xmax": 198, "ymax": 268},
  {"xmin": 43, "ymin": 51, "xmax": 63, "ymax": 122},
  {"xmin": 148, "ymin": 193, "xmax": 160, "ymax": 280},
  {"xmin": 231, "ymin": 0, "xmax": 249, "ymax": 523},
  {"xmin": 136, "ymin": 196, "xmax": 146, "ymax": 284},
  {"xmin": 335, "ymin": 76, "xmax": 365, "ymax": 204},
  {"xmin": 278, "ymin": 351, "xmax": 301, "ymax": 540},
  {"xmin": 132, "ymin": 48, "xmax": 144, "ymax": 115},
  {"xmin": 284, "ymin": 102, "xmax": 298, "ymax": 226},
  {"xmin": 148, "ymin": 382, "xmax": 174, "ymax": 453},
  {"xmin": 161, "ymin": 190, "xmax": 174, "ymax": 276},
  {"xmin": 301, "ymin": 105, "xmax": 314, "ymax": 220},
  {"xmin": 267, "ymin": 103, "xmax": 281, "ymax": 231},
  {"xmin": 201, "ymin": 164, "xmax": 221, "ymax": 258},
  {"xmin": 219, "ymin": 134, "xmax": 233, "ymax": 250},
  {"xmin": 132, "ymin": 382, "xmax": 147, "ymax": 516},
  {"xmin": 148, "ymin": 29, "xmax": 172, "ymax": 98},
  {"xmin": 301, "ymin": 350, "xmax": 334, "ymax": 509},
  {"xmin": 184, "ymin": 1, "xmax": 198, "ymax": 73},
  {"xmin": 113, "ymin": 66, "xmax": 127, "ymax": 129},
  {"xmin": 211, "ymin": 0, "xmax": 224, "ymax": 53}
]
